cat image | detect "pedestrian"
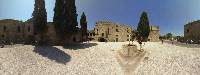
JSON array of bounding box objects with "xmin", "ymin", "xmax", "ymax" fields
[
  {"xmin": 191, "ymin": 40, "xmax": 193, "ymax": 44},
  {"xmin": 138, "ymin": 36, "xmax": 143, "ymax": 50},
  {"xmin": 186, "ymin": 40, "xmax": 188, "ymax": 44},
  {"xmin": 161, "ymin": 39, "xmax": 164, "ymax": 44}
]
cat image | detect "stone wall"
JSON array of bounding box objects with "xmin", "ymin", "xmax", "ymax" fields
[
  {"xmin": 148, "ymin": 26, "xmax": 160, "ymax": 42},
  {"xmin": 0, "ymin": 19, "xmax": 24, "ymax": 43},
  {"xmin": 184, "ymin": 20, "xmax": 200, "ymax": 42},
  {"xmin": 90, "ymin": 21, "xmax": 132, "ymax": 42},
  {"xmin": 0, "ymin": 19, "xmax": 82, "ymax": 45}
]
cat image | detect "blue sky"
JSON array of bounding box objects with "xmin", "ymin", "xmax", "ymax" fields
[{"xmin": 1, "ymin": 0, "xmax": 200, "ymax": 36}]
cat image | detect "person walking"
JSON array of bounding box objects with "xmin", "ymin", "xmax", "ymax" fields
[{"xmin": 138, "ymin": 36, "xmax": 143, "ymax": 50}]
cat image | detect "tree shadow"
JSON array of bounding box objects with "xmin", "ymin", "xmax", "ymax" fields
[
  {"xmin": 63, "ymin": 42, "xmax": 98, "ymax": 50},
  {"xmin": 33, "ymin": 46, "xmax": 71, "ymax": 64}
]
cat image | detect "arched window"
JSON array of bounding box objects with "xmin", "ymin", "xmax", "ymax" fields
[
  {"xmin": 93, "ymin": 33, "xmax": 95, "ymax": 36},
  {"xmin": 17, "ymin": 26, "xmax": 21, "ymax": 33},
  {"xmin": 3, "ymin": 26, "xmax": 6, "ymax": 32},
  {"xmin": 28, "ymin": 26, "xmax": 31, "ymax": 32},
  {"xmin": 116, "ymin": 29, "xmax": 119, "ymax": 32},
  {"xmin": 2, "ymin": 35, "xmax": 4, "ymax": 38},
  {"xmin": 186, "ymin": 29, "xmax": 189, "ymax": 33},
  {"xmin": 102, "ymin": 33, "xmax": 104, "ymax": 37}
]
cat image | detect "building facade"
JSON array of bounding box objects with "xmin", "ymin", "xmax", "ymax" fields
[
  {"xmin": 148, "ymin": 26, "xmax": 160, "ymax": 42},
  {"xmin": 0, "ymin": 19, "xmax": 25, "ymax": 43},
  {"xmin": 184, "ymin": 20, "xmax": 200, "ymax": 42},
  {"xmin": 0, "ymin": 19, "xmax": 83, "ymax": 45},
  {"xmin": 88, "ymin": 21, "xmax": 132, "ymax": 42}
]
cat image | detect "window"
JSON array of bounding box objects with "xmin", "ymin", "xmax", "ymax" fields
[
  {"xmin": 102, "ymin": 33, "xmax": 104, "ymax": 37},
  {"xmin": 93, "ymin": 33, "xmax": 95, "ymax": 36},
  {"xmin": 127, "ymin": 35, "xmax": 129, "ymax": 37},
  {"xmin": 28, "ymin": 26, "xmax": 31, "ymax": 32},
  {"xmin": 17, "ymin": 26, "xmax": 21, "ymax": 33},
  {"xmin": 107, "ymin": 28, "xmax": 110, "ymax": 34},
  {"xmin": 116, "ymin": 29, "xmax": 119, "ymax": 32},
  {"xmin": 127, "ymin": 29, "xmax": 130, "ymax": 33},
  {"xmin": 87, "ymin": 33, "xmax": 89, "ymax": 36},
  {"xmin": 127, "ymin": 39, "xmax": 129, "ymax": 41},
  {"xmin": 3, "ymin": 26, "xmax": 6, "ymax": 32},
  {"xmin": 73, "ymin": 37, "xmax": 76, "ymax": 42},
  {"xmin": 186, "ymin": 29, "xmax": 189, "ymax": 33},
  {"xmin": 116, "ymin": 38, "xmax": 118, "ymax": 42},
  {"xmin": 2, "ymin": 35, "xmax": 4, "ymax": 38},
  {"xmin": 116, "ymin": 35, "xmax": 118, "ymax": 37}
]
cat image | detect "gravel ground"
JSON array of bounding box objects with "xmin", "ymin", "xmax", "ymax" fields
[
  {"xmin": 0, "ymin": 42, "xmax": 200, "ymax": 75},
  {"xmin": 134, "ymin": 42, "xmax": 200, "ymax": 75},
  {"xmin": 0, "ymin": 42, "xmax": 126, "ymax": 75}
]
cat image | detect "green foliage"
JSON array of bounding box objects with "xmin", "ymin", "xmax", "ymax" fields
[
  {"xmin": 160, "ymin": 33, "xmax": 173, "ymax": 40},
  {"xmin": 166, "ymin": 33, "xmax": 173, "ymax": 39},
  {"xmin": 53, "ymin": 0, "xmax": 65, "ymax": 39},
  {"xmin": 32, "ymin": 0, "xmax": 47, "ymax": 34},
  {"xmin": 80, "ymin": 12, "xmax": 87, "ymax": 36},
  {"xmin": 32, "ymin": 0, "xmax": 47, "ymax": 44},
  {"xmin": 137, "ymin": 12, "xmax": 150, "ymax": 41},
  {"xmin": 64, "ymin": 0, "xmax": 78, "ymax": 34},
  {"xmin": 53, "ymin": 0, "xmax": 78, "ymax": 41}
]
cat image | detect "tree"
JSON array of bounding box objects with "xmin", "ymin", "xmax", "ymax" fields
[
  {"xmin": 137, "ymin": 12, "xmax": 150, "ymax": 42},
  {"xmin": 53, "ymin": 0, "xmax": 78, "ymax": 43},
  {"xmin": 166, "ymin": 33, "xmax": 173, "ymax": 39},
  {"xmin": 32, "ymin": 0, "xmax": 47, "ymax": 44},
  {"xmin": 53, "ymin": 0, "xmax": 65, "ymax": 40},
  {"xmin": 63, "ymin": 0, "xmax": 78, "ymax": 34},
  {"xmin": 131, "ymin": 30, "xmax": 136, "ymax": 44},
  {"xmin": 80, "ymin": 12, "xmax": 87, "ymax": 41}
]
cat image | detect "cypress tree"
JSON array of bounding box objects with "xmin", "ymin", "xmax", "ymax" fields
[
  {"xmin": 137, "ymin": 11, "xmax": 150, "ymax": 41},
  {"xmin": 32, "ymin": 0, "xmax": 47, "ymax": 44},
  {"xmin": 53, "ymin": 0, "xmax": 65, "ymax": 40},
  {"xmin": 64, "ymin": 0, "xmax": 78, "ymax": 34},
  {"xmin": 53, "ymin": 0, "xmax": 78, "ymax": 40},
  {"xmin": 80, "ymin": 12, "xmax": 87, "ymax": 41}
]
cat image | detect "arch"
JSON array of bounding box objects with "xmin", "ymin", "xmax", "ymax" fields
[
  {"xmin": 73, "ymin": 37, "xmax": 76, "ymax": 42},
  {"xmin": 98, "ymin": 37, "xmax": 107, "ymax": 42},
  {"xmin": 17, "ymin": 26, "xmax": 21, "ymax": 32}
]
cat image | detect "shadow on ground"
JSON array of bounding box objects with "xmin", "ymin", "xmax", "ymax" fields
[
  {"xmin": 165, "ymin": 41, "xmax": 200, "ymax": 48},
  {"xmin": 34, "ymin": 46, "xmax": 71, "ymax": 64},
  {"xmin": 63, "ymin": 42, "xmax": 98, "ymax": 50}
]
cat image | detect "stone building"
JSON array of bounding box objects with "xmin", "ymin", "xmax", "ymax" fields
[
  {"xmin": 0, "ymin": 19, "xmax": 83, "ymax": 45},
  {"xmin": 88, "ymin": 21, "xmax": 132, "ymax": 42},
  {"xmin": 0, "ymin": 19, "xmax": 25, "ymax": 43},
  {"xmin": 148, "ymin": 26, "xmax": 160, "ymax": 42},
  {"xmin": 23, "ymin": 19, "xmax": 35, "ymax": 43},
  {"xmin": 184, "ymin": 20, "xmax": 200, "ymax": 42}
]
